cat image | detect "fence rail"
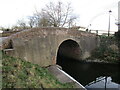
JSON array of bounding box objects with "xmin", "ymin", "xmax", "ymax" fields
[{"xmin": 89, "ymin": 29, "xmax": 118, "ymax": 36}]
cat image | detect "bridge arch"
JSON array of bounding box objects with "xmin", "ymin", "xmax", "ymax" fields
[{"xmin": 56, "ymin": 39, "xmax": 82, "ymax": 64}]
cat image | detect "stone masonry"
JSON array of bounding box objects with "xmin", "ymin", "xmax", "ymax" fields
[{"xmin": 2, "ymin": 27, "xmax": 100, "ymax": 67}]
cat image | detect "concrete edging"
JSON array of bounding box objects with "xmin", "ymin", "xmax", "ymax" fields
[{"xmin": 47, "ymin": 65, "xmax": 86, "ymax": 89}]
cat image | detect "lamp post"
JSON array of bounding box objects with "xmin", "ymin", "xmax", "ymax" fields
[{"xmin": 108, "ymin": 10, "xmax": 112, "ymax": 36}]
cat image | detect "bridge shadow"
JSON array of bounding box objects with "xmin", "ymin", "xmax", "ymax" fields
[{"xmin": 56, "ymin": 39, "xmax": 82, "ymax": 62}]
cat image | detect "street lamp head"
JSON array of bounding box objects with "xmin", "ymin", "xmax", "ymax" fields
[{"xmin": 109, "ymin": 10, "xmax": 112, "ymax": 13}]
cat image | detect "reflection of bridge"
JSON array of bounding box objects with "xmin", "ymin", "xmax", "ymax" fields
[{"xmin": 2, "ymin": 27, "xmax": 99, "ymax": 67}]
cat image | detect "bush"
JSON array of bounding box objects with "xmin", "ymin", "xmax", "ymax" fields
[{"xmin": 89, "ymin": 36, "xmax": 120, "ymax": 63}]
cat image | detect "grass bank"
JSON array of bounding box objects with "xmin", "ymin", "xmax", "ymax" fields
[{"xmin": 1, "ymin": 52, "xmax": 75, "ymax": 88}]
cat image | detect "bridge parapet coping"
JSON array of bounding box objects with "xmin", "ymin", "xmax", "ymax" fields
[{"xmin": 10, "ymin": 27, "xmax": 96, "ymax": 39}]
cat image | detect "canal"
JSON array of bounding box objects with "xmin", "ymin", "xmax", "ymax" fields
[{"xmin": 57, "ymin": 56, "xmax": 120, "ymax": 89}]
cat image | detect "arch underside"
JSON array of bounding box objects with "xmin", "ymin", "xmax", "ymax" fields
[{"xmin": 57, "ymin": 39, "xmax": 82, "ymax": 63}]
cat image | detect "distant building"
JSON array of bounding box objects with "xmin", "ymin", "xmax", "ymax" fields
[
  {"xmin": 115, "ymin": 22, "xmax": 120, "ymax": 31},
  {"xmin": 118, "ymin": 22, "xmax": 120, "ymax": 31}
]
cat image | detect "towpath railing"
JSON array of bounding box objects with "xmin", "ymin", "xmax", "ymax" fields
[{"xmin": 88, "ymin": 29, "xmax": 117, "ymax": 36}]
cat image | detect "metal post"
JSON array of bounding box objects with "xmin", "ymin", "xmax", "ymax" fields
[
  {"xmin": 105, "ymin": 76, "xmax": 107, "ymax": 90},
  {"xmin": 108, "ymin": 10, "xmax": 112, "ymax": 36}
]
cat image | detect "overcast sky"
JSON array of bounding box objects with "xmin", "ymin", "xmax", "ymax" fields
[{"xmin": 0, "ymin": 0, "xmax": 119, "ymax": 32}]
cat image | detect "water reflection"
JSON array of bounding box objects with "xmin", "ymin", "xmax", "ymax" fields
[{"xmin": 57, "ymin": 56, "xmax": 120, "ymax": 89}]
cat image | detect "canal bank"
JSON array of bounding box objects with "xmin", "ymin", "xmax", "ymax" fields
[{"xmin": 47, "ymin": 65, "xmax": 86, "ymax": 89}]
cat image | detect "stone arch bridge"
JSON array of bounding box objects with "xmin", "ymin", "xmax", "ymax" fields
[{"xmin": 2, "ymin": 27, "xmax": 99, "ymax": 67}]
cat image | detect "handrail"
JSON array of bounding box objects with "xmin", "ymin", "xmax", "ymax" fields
[{"xmin": 88, "ymin": 29, "xmax": 118, "ymax": 36}]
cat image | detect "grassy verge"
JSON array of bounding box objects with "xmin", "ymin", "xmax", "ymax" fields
[{"xmin": 1, "ymin": 52, "xmax": 75, "ymax": 88}]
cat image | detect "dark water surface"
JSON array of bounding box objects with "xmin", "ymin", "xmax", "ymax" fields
[{"xmin": 57, "ymin": 56, "xmax": 120, "ymax": 89}]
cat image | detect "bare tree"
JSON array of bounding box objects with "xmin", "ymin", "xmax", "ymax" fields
[
  {"xmin": 17, "ymin": 19, "xmax": 27, "ymax": 29},
  {"xmin": 28, "ymin": 16, "xmax": 35, "ymax": 28},
  {"xmin": 28, "ymin": 13, "xmax": 41, "ymax": 28},
  {"xmin": 36, "ymin": 1, "xmax": 77, "ymax": 27}
]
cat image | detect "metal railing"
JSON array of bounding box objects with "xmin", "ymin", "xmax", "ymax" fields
[{"xmin": 88, "ymin": 29, "xmax": 118, "ymax": 36}]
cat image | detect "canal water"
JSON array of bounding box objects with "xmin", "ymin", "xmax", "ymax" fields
[{"xmin": 57, "ymin": 56, "xmax": 120, "ymax": 89}]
